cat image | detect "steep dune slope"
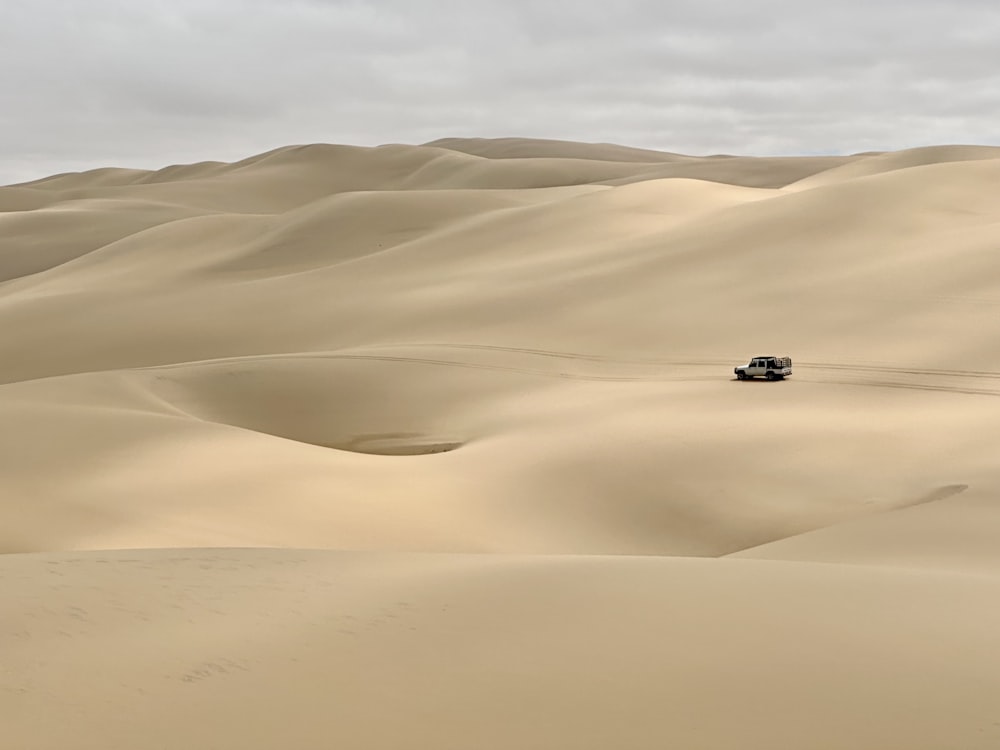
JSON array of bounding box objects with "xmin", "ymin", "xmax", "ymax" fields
[
  {"xmin": 0, "ymin": 186, "xmax": 57, "ymax": 212},
  {"xmin": 731, "ymin": 484, "xmax": 1000, "ymax": 574},
  {"xmin": 0, "ymin": 199, "xmax": 212, "ymax": 282}
]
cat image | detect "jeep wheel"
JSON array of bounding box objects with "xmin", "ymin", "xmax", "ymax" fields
[
  {"xmin": 765, "ymin": 371, "xmax": 776, "ymax": 381},
  {"xmin": 736, "ymin": 371, "xmax": 746, "ymax": 380}
]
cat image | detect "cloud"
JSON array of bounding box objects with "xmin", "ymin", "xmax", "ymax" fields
[{"xmin": 2, "ymin": 0, "xmax": 999, "ymax": 183}]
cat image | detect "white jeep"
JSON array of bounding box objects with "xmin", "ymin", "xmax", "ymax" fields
[{"xmin": 734, "ymin": 356, "xmax": 792, "ymax": 381}]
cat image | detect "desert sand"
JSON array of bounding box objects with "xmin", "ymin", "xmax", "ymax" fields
[{"xmin": 2, "ymin": 137, "xmax": 1000, "ymax": 748}]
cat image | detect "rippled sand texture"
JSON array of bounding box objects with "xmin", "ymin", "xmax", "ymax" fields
[{"xmin": 3, "ymin": 138, "xmax": 1000, "ymax": 749}]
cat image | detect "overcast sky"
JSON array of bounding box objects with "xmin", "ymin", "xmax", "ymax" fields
[{"xmin": 3, "ymin": 0, "xmax": 998, "ymax": 184}]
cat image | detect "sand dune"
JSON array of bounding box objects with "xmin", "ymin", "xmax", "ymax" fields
[
  {"xmin": 3, "ymin": 138, "xmax": 1000, "ymax": 748},
  {"xmin": 0, "ymin": 199, "xmax": 211, "ymax": 282},
  {"xmin": 6, "ymin": 548, "xmax": 1000, "ymax": 750},
  {"xmin": 425, "ymin": 135, "xmax": 691, "ymax": 161},
  {"xmin": 786, "ymin": 144, "xmax": 1000, "ymax": 190}
]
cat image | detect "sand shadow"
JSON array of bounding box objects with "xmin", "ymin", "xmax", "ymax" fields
[
  {"xmin": 336, "ymin": 432, "xmax": 463, "ymax": 456},
  {"xmin": 905, "ymin": 483, "xmax": 969, "ymax": 508}
]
